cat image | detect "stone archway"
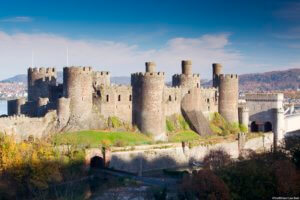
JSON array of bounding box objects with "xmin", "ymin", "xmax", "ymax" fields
[
  {"xmin": 90, "ymin": 156, "xmax": 104, "ymax": 169},
  {"xmin": 264, "ymin": 121, "xmax": 272, "ymax": 132},
  {"xmin": 251, "ymin": 121, "xmax": 259, "ymax": 132}
]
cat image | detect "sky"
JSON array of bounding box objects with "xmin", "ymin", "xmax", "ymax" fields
[{"xmin": 0, "ymin": 0, "xmax": 300, "ymax": 80}]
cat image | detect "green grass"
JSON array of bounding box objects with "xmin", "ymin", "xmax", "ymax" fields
[
  {"xmin": 53, "ymin": 130, "xmax": 153, "ymax": 148},
  {"xmin": 168, "ymin": 131, "xmax": 201, "ymax": 143}
]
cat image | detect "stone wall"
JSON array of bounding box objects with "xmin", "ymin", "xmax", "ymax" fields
[
  {"xmin": 0, "ymin": 111, "xmax": 58, "ymax": 142},
  {"xmin": 95, "ymin": 85, "xmax": 132, "ymax": 123},
  {"xmin": 108, "ymin": 133, "xmax": 274, "ymax": 173}
]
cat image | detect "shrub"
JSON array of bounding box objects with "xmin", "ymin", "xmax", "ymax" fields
[
  {"xmin": 108, "ymin": 116, "xmax": 122, "ymax": 128},
  {"xmin": 203, "ymin": 149, "xmax": 232, "ymax": 170},
  {"xmin": 178, "ymin": 115, "xmax": 190, "ymax": 130},
  {"xmin": 180, "ymin": 169, "xmax": 231, "ymax": 200},
  {"xmin": 166, "ymin": 119, "xmax": 175, "ymax": 132},
  {"xmin": 239, "ymin": 124, "xmax": 248, "ymax": 133}
]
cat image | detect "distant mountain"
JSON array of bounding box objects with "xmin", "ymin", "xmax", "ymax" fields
[
  {"xmin": 239, "ymin": 68, "xmax": 300, "ymax": 92},
  {"xmin": 1, "ymin": 68, "xmax": 299, "ymax": 91},
  {"xmin": 1, "ymin": 74, "xmax": 27, "ymax": 83}
]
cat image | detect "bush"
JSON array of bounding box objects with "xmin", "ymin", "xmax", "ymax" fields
[
  {"xmin": 178, "ymin": 115, "xmax": 190, "ymax": 130},
  {"xmin": 166, "ymin": 119, "xmax": 175, "ymax": 132},
  {"xmin": 108, "ymin": 116, "xmax": 122, "ymax": 128},
  {"xmin": 180, "ymin": 169, "xmax": 231, "ymax": 200},
  {"xmin": 203, "ymin": 149, "xmax": 232, "ymax": 170},
  {"xmin": 239, "ymin": 124, "xmax": 248, "ymax": 133},
  {"xmin": 0, "ymin": 134, "xmax": 86, "ymax": 199}
]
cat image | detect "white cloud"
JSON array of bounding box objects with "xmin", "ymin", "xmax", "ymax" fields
[
  {"xmin": 0, "ymin": 31, "xmax": 242, "ymax": 80},
  {"xmin": 0, "ymin": 16, "xmax": 33, "ymax": 23}
]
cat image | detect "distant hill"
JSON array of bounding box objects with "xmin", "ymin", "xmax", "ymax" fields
[
  {"xmin": 1, "ymin": 68, "xmax": 299, "ymax": 91},
  {"xmin": 239, "ymin": 68, "xmax": 300, "ymax": 92},
  {"xmin": 202, "ymin": 68, "xmax": 300, "ymax": 91}
]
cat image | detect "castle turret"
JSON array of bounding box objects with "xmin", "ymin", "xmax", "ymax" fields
[
  {"xmin": 28, "ymin": 67, "xmax": 57, "ymax": 101},
  {"xmin": 131, "ymin": 62, "xmax": 166, "ymax": 141},
  {"xmin": 145, "ymin": 62, "xmax": 156, "ymax": 73},
  {"xmin": 218, "ymin": 74, "xmax": 239, "ymax": 123},
  {"xmin": 238, "ymin": 106, "xmax": 249, "ymax": 130},
  {"xmin": 63, "ymin": 66, "xmax": 93, "ymax": 121},
  {"xmin": 172, "ymin": 60, "xmax": 200, "ymax": 89},
  {"xmin": 212, "ymin": 63, "xmax": 222, "ymax": 88},
  {"xmin": 273, "ymin": 107, "xmax": 285, "ymax": 150},
  {"xmin": 7, "ymin": 98, "xmax": 26, "ymax": 116}
]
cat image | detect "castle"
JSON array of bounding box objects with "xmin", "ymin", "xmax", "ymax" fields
[{"xmin": 5, "ymin": 60, "xmax": 242, "ymax": 141}]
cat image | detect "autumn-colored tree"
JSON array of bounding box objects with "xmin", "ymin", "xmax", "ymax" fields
[{"xmin": 180, "ymin": 169, "xmax": 231, "ymax": 200}]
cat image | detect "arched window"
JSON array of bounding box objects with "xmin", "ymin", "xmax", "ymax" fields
[
  {"xmin": 197, "ymin": 83, "xmax": 199, "ymax": 88},
  {"xmin": 106, "ymin": 95, "xmax": 109, "ymax": 102},
  {"xmin": 118, "ymin": 95, "xmax": 121, "ymax": 101}
]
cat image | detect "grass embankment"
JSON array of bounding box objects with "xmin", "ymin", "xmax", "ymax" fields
[{"xmin": 53, "ymin": 130, "xmax": 153, "ymax": 148}]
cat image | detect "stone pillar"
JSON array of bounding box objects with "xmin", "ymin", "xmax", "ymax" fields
[{"xmin": 273, "ymin": 108, "xmax": 285, "ymax": 150}]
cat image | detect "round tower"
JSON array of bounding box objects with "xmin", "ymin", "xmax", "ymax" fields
[
  {"xmin": 218, "ymin": 74, "xmax": 239, "ymax": 123},
  {"xmin": 172, "ymin": 60, "xmax": 200, "ymax": 89},
  {"xmin": 57, "ymin": 97, "xmax": 70, "ymax": 127},
  {"xmin": 145, "ymin": 62, "xmax": 156, "ymax": 73},
  {"xmin": 182, "ymin": 60, "xmax": 192, "ymax": 75},
  {"xmin": 7, "ymin": 98, "xmax": 26, "ymax": 116},
  {"xmin": 131, "ymin": 62, "xmax": 166, "ymax": 141},
  {"xmin": 212, "ymin": 63, "xmax": 222, "ymax": 88},
  {"xmin": 238, "ymin": 106, "xmax": 249, "ymax": 130},
  {"xmin": 28, "ymin": 67, "xmax": 57, "ymax": 101},
  {"xmin": 63, "ymin": 66, "xmax": 93, "ymax": 121}
]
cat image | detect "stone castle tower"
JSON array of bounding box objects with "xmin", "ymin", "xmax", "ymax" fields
[
  {"xmin": 172, "ymin": 60, "xmax": 200, "ymax": 88},
  {"xmin": 131, "ymin": 62, "xmax": 166, "ymax": 141},
  {"xmin": 212, "ymin": 63, "xmax": 222, "ymax": 88},
  {"xmin": 218, "ymin": 74, "xmax": 239, "ymax": 123},
  {"xmin": 63, "ymin": 67, "xmax": 93, "ymax": 122},
  {"xmin": 28, "ymin": 67, "xmax": 57, "ymax": 101}
]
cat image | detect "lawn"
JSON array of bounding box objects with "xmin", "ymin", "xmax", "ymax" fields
[
  {"xmin": 53, "ymin": 130, "xmax": 153, "ymax": 148},
  {"xmin": 168, "ymin": 131, "xmax": 201, "ymax": 142}
]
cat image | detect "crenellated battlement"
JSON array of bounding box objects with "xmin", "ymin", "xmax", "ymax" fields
[
  {"xmin": 219, "ymin": 74, "xmax": 238, "ymax": 80},
  {"xmin": 63, "ymin": 66, "xmax": 93, "ymax": 74}
]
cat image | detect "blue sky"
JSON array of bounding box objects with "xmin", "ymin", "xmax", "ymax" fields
[{"xmin": 0, "ymin": 0, "xmax": 299, "ymax": 80}]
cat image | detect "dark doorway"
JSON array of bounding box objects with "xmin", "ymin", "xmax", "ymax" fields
[
  {"xmin": 264, "ymin": 121, "xmax": 272, "ymax": 132},
  {"xmin": 90, "ymin": 156, "xmax": 104, "ymax": 169},
  {"xmin": 251, "ymin": 121, "xmax": 259, "ymax": 132}
]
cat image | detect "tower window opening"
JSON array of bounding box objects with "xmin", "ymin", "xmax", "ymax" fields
[
  {"xmin": 175, "ymin": 96, "xmax": 177, "ymax": 101},
  {"xmin": 106, "ymin": 95, "xmax": 109, "ymax": 102},
  {"xmin": 207, "ymin": 98, "xmax": 210, "ymax": 103},
  {"xmin": 118, "ymin": 95, "xmax": 121, "ymax": 101},
  {"xmin": 197, "ymin": 83, "xmax": 199, "ymax": 88},
  {"xmin": 129, "ymin": 95, "xmax": 132, "ymax": 101},
  {"xmin": 169, "ymin": 95, "xmax": 172, "ymax": 101}
]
